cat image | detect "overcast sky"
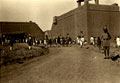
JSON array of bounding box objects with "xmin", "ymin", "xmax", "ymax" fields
[{"xmin": 0, "ymin": 0, "xmax": 120, "ymax": 31}]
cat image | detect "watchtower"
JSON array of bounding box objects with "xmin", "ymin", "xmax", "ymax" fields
[{"xmin": 77, "ymin": 0, "xmax": 99, "ymax": 7}]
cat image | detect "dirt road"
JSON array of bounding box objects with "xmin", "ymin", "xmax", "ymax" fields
[{"xmin": 0, "ymin": 45, "xmax": 120, "ymax": 83}]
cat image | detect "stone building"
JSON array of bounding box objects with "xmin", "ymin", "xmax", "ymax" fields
[
  {"xmin": 0, "ymin": 21, "xmax": 44, "ymax": 40},
  {"xmin": 51, "ymin": 0, "xmax": 120, "ymax": 42}
]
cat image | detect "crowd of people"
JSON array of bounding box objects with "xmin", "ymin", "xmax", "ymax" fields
[
  {"xmin": 0, "ymin": 33, "xmax": 73, "ymax": 50},
  {"xmin": 88, "ymin": 25, "xmax": 120, "ymax": 59},
  {"xmin": 0, "ymin": 25, "xmax": 120, "ymax": 60},
  {"xmin": 44, "ymin": 33, "xmax": 73, "ymax": 47}
]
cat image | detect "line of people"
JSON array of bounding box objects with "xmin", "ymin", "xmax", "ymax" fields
[
  {"xmin": 44, "ymin": 34, "xmax": 73, "ymax": 47},
  {"xmin": 76, "ymin": 26, "xmax": 119, "ymax": 59},
  {"xmin": 89, "ymin": 25, "xmax": 120, "ymax": 59}
]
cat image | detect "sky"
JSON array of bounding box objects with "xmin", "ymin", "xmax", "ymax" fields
[{"xmin": 0, "ymin": 0, "xmax": 120, "ymax": 31}]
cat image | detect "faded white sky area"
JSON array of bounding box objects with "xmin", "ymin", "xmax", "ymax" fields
[{"xmin": 0, "ymin": 0, "xmax": 120, "ymax": 31}]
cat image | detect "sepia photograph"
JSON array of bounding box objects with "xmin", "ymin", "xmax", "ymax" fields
[{"xmin": 0, "ymin": 0, "xmax": 120, "ymax": 83}]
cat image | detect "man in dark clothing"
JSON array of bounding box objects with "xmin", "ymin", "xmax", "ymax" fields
[
  {"xmin": 97, "ymin": 37, "xmax": 101, "ymax": 50},
  {"xmin": 1, "ymin": 35, "xmax": 5, "ymax": 45},
  {"xmin": 28, "ymin": 35, "xmax": 33, "ymax": 50},
  {"xmin": 49, "ymin": 38, "xmax": 52, "ymax": 47},
  {"xmin": 62, "ymin": 37, "xmax": 65, "ymax": 47},
  {"xmin": 10, "ymin": 38, "xmax": 14, "ymax": 50},
  {"xmin": 101, "ymin": 25, "xmax": 111, "ymax": 59},
  {"xmin": 69, "ymin": 37, "xmax": 72, "ymax": 45},
  {"xmin": 57, "ymin": 36, "xmax": 61, "ymax": 47}
]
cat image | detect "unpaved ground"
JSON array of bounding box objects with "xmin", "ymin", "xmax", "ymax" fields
[{"xmin": 0, "ymin": 45, "xmax": 120, "ymax": 83}]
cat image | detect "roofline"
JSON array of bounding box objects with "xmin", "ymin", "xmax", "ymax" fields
[
  {"xmin": 0, "ymin": 21, "xmax": 36, "ymax": 24},
  {"xmin": 57, "ymin": 3, "xmax": 120, "ymax": 18}
]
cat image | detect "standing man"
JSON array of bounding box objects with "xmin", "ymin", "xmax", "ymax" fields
[
  {"xmin": 97, "ymin": 37, "xmax": 101, "ymax": 50},
  {"xmin": 45, "ymin": 35, "xmax": 49, "ymax": 47},
  {"xmin": 90, "ymin": 36, "xmax": 94, "ymax": 45},
  {"xmin": 49, "ymin": 37, "xmax": 52, "ymax": 47},
  {"xmin": 1, "ymin": 35, "xmax": 5, "ymax": 45},
  {"xmin": 57, "ymin": 36, "xmax": 61, "ymax": 47},
  {"xmin": 80, "ymin": 31, "xmax": 84, "ymax": 48},
  {"xmin": 10, "ymin": 38, "xmax": 14, "ymax": 51},
  {"xmin": 66, "ymin": 33, "xmax": 69, "ymax": 47},
  {"xmin": 116, "ymin": 36, "xmax": 120, "ymax": 48},
  {"xmin": 28, "ymin": 34, "xmax": 33, "ymax": 50},
  {"xmin": 62, "ymin": 37, "xmax": 65, "ymax": 47},
  {"xmin": 101, "ymin": 25, "xmax": 111, "ymax": 59}
]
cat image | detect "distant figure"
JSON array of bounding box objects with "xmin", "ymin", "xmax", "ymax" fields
[
  {"xmin": 69, "ymin": 37, "xmax": 72, "ymax": 45},
  {"xmin": 101, "ymin": 25, "xmax": 111, "ymax": 59},
  {"xmin": 10, "ymin": 38, "xmax": 14, "ymax": 50},
  {"xmin": 44, "ymin": 40, "xmax": 47, "ymax": 45},
  {"xmin": 66, "ymin": 33, "xmax": 69, "ymax": 47},
  {"xmin": 80, "ymin": 36, "xmax": 85, "ymax": 48},
  {"xmin": 1, "ymin": 35, "xmax": 5, "ymax": 45},
  {"xmin": 80, "ymin": 31, "xmax": 84, "ymax": 48},
  {"xmin": 90, "ymin": 36, "xmax": 94, "ymax": 45},
  {"xmin": 94, "ymin": 37, "xmax": 98, "ymax": 46},
  {"xmin": 62, "ymin": 37, "xmax": 65, "ymax": 46},
  {"xmin": 39, "ymin": 40, "xmax": 42, "ymax": 44},
  {"xmin": 28, "ymin": 35, "xmax": 33, "ymax": 50},
  {"xmin": 25, "ymin": 38, "xmax": 28, "ymax": 43},
  {"xmin": 60, "ymin": 35, "xmax": 63, "ymax": 45},
  {"xmin": 49, "ymin": 38, "xmax": 52, "ymax": 47},
  {"xmin": 35, "ymin": 40, "xmax": 38, "ymax": 45},
  {"xmin": 77, "ymin": 36, "xmax": 80, "ymax": 45},
  {"xmin": 45, "ymin": 35, "xmax": 49, "ymax": 47},
  {"xmin": 116, "ymin": 36, "xmax": 120, "ymax": 48},
  {"xmin": 97, "ymin": 37, "xmax": 101, "ymax": 50},
  {"xmin": 57, "ymin": 36, "xmax": 61, "ymax": 47},
  {"xmin": 54, "ymin": 37, "xmax": 57, "ymax": 46},
  {"xmin": 52, "ymin": 37, "xmax": 56, "ymax": 46}
]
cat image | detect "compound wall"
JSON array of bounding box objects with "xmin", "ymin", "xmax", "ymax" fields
[
  {"xmin": 51, "ymin": 5, "xmax": 88, "ymax": 40},
  {"xmin": 51, "ymin": 4, "xmax": 120, "ymax": 42},
  {"xmin": 87, "ymin": 4, "xmax": 120, "ymax": 41}
]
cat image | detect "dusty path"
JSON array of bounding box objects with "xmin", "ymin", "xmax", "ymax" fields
[{"xmin": 0, "ymin": 46, "xmax": 120, "ymax": 83}]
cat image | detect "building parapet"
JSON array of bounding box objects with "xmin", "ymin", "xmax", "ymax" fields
[
  {"xmin": 88, "ymin": 4, "xmax": 119, "ymax": 12},
  {"xmin": 55, "ymin": 4, "xmax": 119, "ymax": 22},
  {"xmin": 57, "ymin": 5, "xmax": 87, "ymax": 21}
]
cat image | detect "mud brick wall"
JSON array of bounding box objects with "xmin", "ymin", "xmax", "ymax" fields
[{"xmin": 51, "ymin": 4, "xmax": 120, "ymax": 42}]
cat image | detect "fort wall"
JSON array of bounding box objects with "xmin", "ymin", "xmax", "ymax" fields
[
  {"xmin": 51, "ymin": 3, "xmax": 120, "ymax": 42},
  {"xmin": 51, "ymin": 5, "xmax": 88, "ymax": 40},
  {"xmin": 87, "ymin": 4, "xmax": 120, "ymax": 40}
]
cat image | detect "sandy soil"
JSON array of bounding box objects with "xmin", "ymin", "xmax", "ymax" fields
[{"xmin": 0, "ymin": 45, "xmax": 120, "ymax": 83}]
